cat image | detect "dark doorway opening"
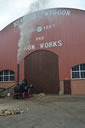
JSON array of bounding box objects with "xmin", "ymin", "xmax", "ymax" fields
[
  {"xmin": 24, "ymin": 50, "xmax": 59, "ymax": 94},
  {"xmin": 64, "ymin": 80, "xmax": 71, "ymax": 95}
]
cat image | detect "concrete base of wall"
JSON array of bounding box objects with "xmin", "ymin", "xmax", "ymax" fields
[
  {"xmin": 59, "ymin": 80, "xmax": 64, "ymax": 95},
  {"xmin": 0, "ymin": 79, "xmax": 85, "ymax": 95}
]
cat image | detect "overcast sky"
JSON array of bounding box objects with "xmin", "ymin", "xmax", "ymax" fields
[{"xmin": 0, "ymin": 0, "xmax": 85, "ymax": 31}]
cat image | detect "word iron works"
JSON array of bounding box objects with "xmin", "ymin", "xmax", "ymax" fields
[{"xmin": 25, "ymin": 40, "xmax": 63, "ymax": 51}]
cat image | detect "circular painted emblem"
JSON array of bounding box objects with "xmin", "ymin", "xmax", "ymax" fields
[{"xmin": 37, "ymin": 26, "xmax": 43, "ymax": 32}]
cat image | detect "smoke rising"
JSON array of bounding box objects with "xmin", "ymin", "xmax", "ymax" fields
[{"xmin": 17, "ymin": 0, "xmax": 50, "ymax": 64}]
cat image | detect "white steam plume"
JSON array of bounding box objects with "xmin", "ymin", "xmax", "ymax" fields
[{"xmin": 17, "ymin": 0, "xmax": 50, "ymax": 64}]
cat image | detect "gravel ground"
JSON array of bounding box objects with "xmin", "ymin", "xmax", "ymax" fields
[{"xmin": 0, "ymin": 95, "xmax": 85, "ymax": 128}]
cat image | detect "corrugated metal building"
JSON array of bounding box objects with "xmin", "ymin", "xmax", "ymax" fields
[{"xmin": 0, "ymin": 8, "xmax": 85, "ymax": 95}]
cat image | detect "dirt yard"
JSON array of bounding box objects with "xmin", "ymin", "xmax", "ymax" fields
[{"xmin": 0, "ymin": 95, "xmax": 85, "ymax": 128}]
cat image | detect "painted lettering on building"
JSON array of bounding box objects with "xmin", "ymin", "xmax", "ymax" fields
[
  {"xmin": 24, "ymin": 40, "xmax": 62, "ymax": 51},
  {"xmin": 13, "ymin": 9, "xmax": 71, "ymax": 28},
  {"xmin": 44, "ymin": 9, "xmax": 71, "ymax": 16},
  {"xmin": 37, "ymin": 24, "xmax": 55, "ymax": 33}
]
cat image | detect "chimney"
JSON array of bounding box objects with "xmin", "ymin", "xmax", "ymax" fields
[{"xmin": 17, "ymin": 64, "xmax": 19, "ymax": 84}]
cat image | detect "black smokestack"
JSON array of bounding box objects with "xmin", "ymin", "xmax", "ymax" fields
[{"xmin": 17, "ymin": 64, "xmax": 19, "ymax": 84}]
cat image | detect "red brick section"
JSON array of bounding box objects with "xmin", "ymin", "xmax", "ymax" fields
[
  {"xmin": 0, "ymin": 82, "xmax": 16, "ymax": 88},
  {"xmin": 0, "ymin": 82, "xmax": 16, "ymax": 95},
  {"xmin": 71, "ymin": 80, "xmax": 85, "ymax": 95}
]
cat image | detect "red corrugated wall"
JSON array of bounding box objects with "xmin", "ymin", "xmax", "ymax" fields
[{"xmin": 0, "ymin": 8, "xmax": 85, "ymax": 83}]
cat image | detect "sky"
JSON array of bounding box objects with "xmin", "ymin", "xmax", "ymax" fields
[{"xmin": 0, "ymin": 0, "xmax": 85, "ymax": 31}]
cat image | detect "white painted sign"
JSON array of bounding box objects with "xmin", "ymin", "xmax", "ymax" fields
[
  {"xmin": 13, "ymin": 9, "xmax": 71, "ymax": 28},
  {"xmin": 37, "ymin": 26, "xmax": 43, "ymax": 32},
  {"xmin": 24, "ymin": 40, "xmax": 62, "ymax": 51},
  {"xmin": 36, "ymin": 36, "xmax": 44, "ymax": 41},
  {"xmin": 44, "ymin": 9, "xmax": 71, "ymax": 16},
  {"xmin": 36, "ymin": 24, "xmax": 55, "ymax": 33}
]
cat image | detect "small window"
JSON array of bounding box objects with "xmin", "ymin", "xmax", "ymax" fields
[
  {"xmin": 72, "ymin": 65, "xmax": 79, "ymax": 71},
  {"xmin": 81, "ymin": 72, "xmax": 85, "ymax": 78},
  {"xmin": 80, "ymin": 64, "xmax": 85, "ymax": 70},
  {"xmin": 72, "ymin": 72, "xmax": 79, "ymax": 78},
  {"xmin": 0, "ymin": 76, "xmax": 3, "ymax": 81},
  {"xmin": 0, "ymin": 70, "xmax": 15, "ymax": 82},
  {"xmin": 71, "ymin": 64, "xmax": 85, "ymax": 79}
]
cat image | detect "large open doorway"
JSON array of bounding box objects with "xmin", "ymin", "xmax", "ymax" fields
[{"xmin": 24, "ymin": 50, "xmax": 59, "ymax": 94}]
